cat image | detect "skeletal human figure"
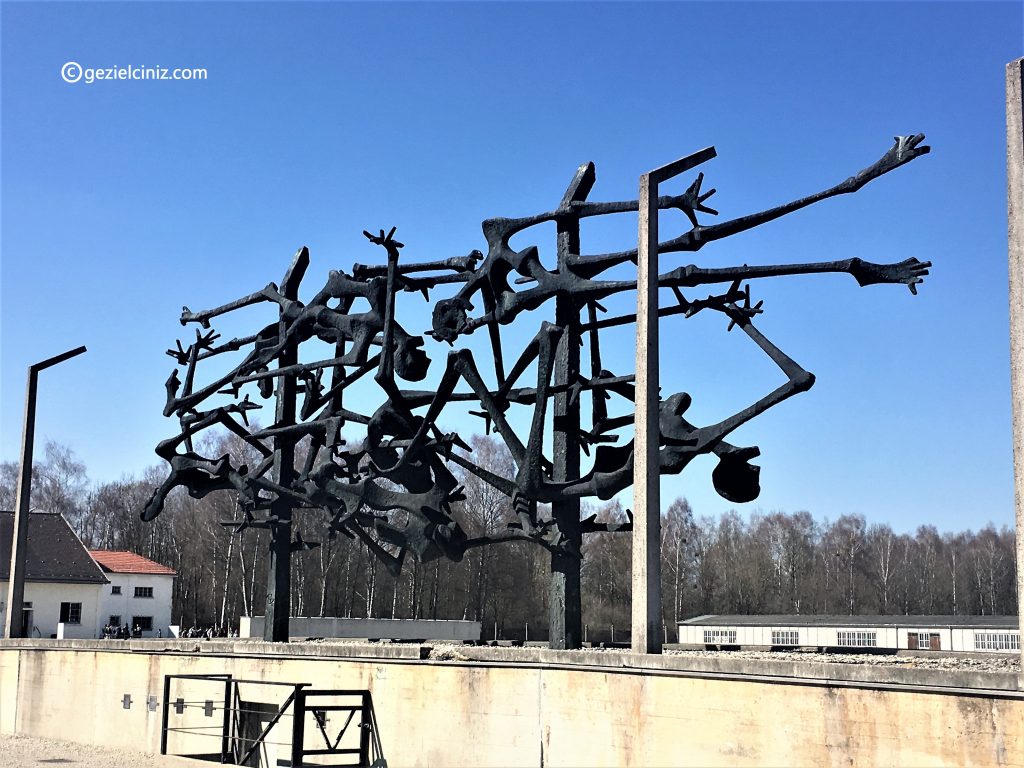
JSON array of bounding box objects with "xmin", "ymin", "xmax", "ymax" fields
[
  {"xmin": 431, "ymin": 136, "xmax": 930, "ymax": 343},
  {"xmin": 571, "ymin": 134, "xmax": 931, "ymax": 276},
  {"xmin": 142, "ymin": 406, "xmax": 267, "ymax": 521},
  {"xmin": 173, "ymin": 235, "xmax": 444, "ymax": 403},
  {"xmin": 412, "ymin": 285, "xmax": 810, "ymax": 511}
]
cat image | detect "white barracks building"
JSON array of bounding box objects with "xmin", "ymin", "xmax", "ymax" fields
[
  {"xmin": 679, "ymin": 614, "xmax": 1021, "ymax": 653},
  {"xmin": 90, "ymin": 550, "xmax": 176, "ymax": 637}
]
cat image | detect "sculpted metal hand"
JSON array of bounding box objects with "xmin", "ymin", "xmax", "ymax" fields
[
  {"xmin": 848, "ymin": 134, "xmax": 930, "ymax": 191},
  {"xmin": 849, "ymin": 256, "xmax": 931, "ymax": 294},
  {"xmin": 677, "ymin": 172, "xmax": 718, "ymax": 229}
]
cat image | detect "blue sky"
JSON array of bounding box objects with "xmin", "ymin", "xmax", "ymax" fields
[{"xmin": 1, "ymin": 1, "xmax": 1020, "ymax": 534}]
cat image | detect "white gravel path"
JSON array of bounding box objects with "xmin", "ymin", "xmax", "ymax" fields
[{"xmin": 0, "ymin": 733, "xmax": 200, "ymax": 768}]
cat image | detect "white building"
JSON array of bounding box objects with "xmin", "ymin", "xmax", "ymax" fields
[
  {"xmin": 89, "ymin": 550, "xmax": 176, "ymax": 637},
  {"xmin": 679, "ymin": 614, "xmax": 1021, "ymax": 653},
  {"xmin": 0, "ymin": 511, "xmax": 108, "ymax": 639}
]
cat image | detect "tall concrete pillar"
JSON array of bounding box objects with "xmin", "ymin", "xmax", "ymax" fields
[
  {"xmin": 1007, "ymin": 57, "xmax": 1024, "ymax": 670},
  {"xmin": 632, "ymin": 171, "xmax": 663, "ymax": 654},
  {"xmin": 632, "ymin": 149, "xmax": 715, "ymax": 654}
]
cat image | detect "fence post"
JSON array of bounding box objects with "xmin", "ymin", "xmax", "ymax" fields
[
  {"xmin": 160, "ymin": 675, "xmax": 171, "ymax": 755},
  {"xmin": 291, "ymin": 687, "xmax": 306, "ymax": 768},
  {"xmin": 221, "ymin": 676, "xmax": 233, "ymax": 763},
  {"xmin": 360, "ymin": 692, "xmax": 372, "ymax": 765}
]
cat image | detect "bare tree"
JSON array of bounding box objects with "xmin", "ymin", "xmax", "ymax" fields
[
  {"xmin": 662, "ymin": 497, "xmax": 695, "ymax": 626},
  {"xmin": 868, "ymin": 523, "xmax": 896, "ymax": 614}
]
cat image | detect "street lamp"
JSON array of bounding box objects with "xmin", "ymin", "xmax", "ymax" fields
[{"xmin": 4, "ymin": 346, "xmax": 87, "ymax": 639}]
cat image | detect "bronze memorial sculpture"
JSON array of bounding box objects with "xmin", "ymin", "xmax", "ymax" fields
[{"xmin": 144, "ymin": 135, "xmax": 931, "ymax": 645}]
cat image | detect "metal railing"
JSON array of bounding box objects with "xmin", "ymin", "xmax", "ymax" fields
[{"xmin": 160, "ymin": 673, "xmax": 381, "ymax": 766}]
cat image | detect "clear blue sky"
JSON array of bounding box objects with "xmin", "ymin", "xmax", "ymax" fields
[{"xmin": 1, "ymin": 2, "xmax": 1020, "ymax": 535}]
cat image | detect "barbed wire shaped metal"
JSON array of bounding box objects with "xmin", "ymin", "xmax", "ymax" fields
[{"xmin": 144, "ymin": 135, "xmax": 931, "ymax": 576}]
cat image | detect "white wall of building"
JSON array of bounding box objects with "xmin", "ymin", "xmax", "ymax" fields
[
  {"xmin": 679, "ymin": 622, "xmax": 1020, "ymax": 652},
  {"xmin": 96, "ymin": 573, "xmax": 174, "ymax": 637},
  {"xmin": 0, "ymin": 581, "xmax": 104, "ymax": 639},
  {"xmin": 953, "ymin": 628, "xmax": 1022, "ymax": 652}
]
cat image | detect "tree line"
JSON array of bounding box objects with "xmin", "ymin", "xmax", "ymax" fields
[{"xmin": 0, "ymin": 438, "xmax": 1016, "ymax": 642}]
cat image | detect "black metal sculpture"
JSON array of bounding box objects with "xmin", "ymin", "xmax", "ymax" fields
[{"xmin": 144, "ymin": 135, "xmax": 930, "ymax": 645}]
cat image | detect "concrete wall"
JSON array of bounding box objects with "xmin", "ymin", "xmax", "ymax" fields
[
  {"xmin": 1, "ymin": 640, "xmax": 1023, "ymax": 767},
  {"xmin": 0, "ymin": 581, "xmax": 103, "ymax": 639},
  {"xmin": 240, "ymin": 615, "xmax": 481, "ymax": 641},
  {"xmin": 98, "ymin": 573, "xmax": 174, "ymax": 637}
]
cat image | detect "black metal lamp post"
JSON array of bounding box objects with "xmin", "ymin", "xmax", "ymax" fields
[{"xmin": 4, "ymin": 346, "xmax": 86, "ymax": 639}]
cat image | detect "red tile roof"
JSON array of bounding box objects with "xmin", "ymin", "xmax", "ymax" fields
[{"xmin": 89, "ymin": 550, "xmax": 176, "ymax": 576}]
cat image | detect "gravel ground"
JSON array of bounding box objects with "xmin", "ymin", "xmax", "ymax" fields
[
  {"xmin": 217, "ymin": 636, "xmax": 1024, "ymax": 673},
  {"xmin": 0, "ymin": 734, "xmax": 201, "ymax": 768},
  {"xmin": 664, "ymin": 648, "xmax": 1022, "ymax": 672}
]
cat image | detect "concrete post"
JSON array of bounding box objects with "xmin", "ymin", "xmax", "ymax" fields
[
  {"xmin": 3, "ymin": 346, "xmax": 86, "ymax": 639},
  {"xmin": 1007, "ymin": 57, "xmax": 1024, "ymax": 671},
  {"xmin": 632, "ymin": 172, "xmax": 663, "ymax": 654},
  {"xmin": 632, "ymin": 149, "xmax": 716, "ymax": 654}
]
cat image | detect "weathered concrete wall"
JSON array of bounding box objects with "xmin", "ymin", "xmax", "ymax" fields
[{"xmin": 1, "ymin": 641, "xmax": 1022, "ymax": 767}]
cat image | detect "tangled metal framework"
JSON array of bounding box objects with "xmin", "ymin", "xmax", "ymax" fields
[{"xmin": 144, "ymin": 135, "xmax": 930, "ymax": 642}]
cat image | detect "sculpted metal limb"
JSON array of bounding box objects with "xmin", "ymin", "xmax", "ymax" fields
[
  {"xmin": 145, "ymin": 136, "xmax": 930, "ymax": 645},
  {"xmin": 571, "ymin": 134, "xmax": 931, "ymax": 276}
]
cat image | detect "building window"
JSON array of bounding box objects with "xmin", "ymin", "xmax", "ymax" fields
[
  {"xmin": 974, "ymin": 632, "xmax": 1020, "ymax": 651},
  {"xmin": 132, "ymin": 616, "xmax": 153, "ymax": 633},
  {"xmin": 771, "ymin": 630, "xmax": 800, "ymax": 646},
  {"xmin": 109, "ymin": 615, "xmax": 122, "ymax": 627},
  {"xmin": 909, "ymin": 631, "xmax": 938, "ymax": 650},
  {"xmin": 111, "ymin": 586, "xmax": 122, "ymax": 595},
  {"xmin": 59, "ymin": 602, "xmax": 82, "ymax": 625},
  {"xmin": 703, "ymin": 629, "xmax": 737, "ymax": 644},
  {"xmin": 134, "ymin": 587, "xmax": 154, "ymax": 598},
  {"xmin": 836, "ymin": 631, "xmax": 876, "ymax": 647}
]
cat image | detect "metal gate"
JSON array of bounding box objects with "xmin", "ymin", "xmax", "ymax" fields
[{"xmin": 160, "ymin": 674, "xmax": 382, "ymax": 766}]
